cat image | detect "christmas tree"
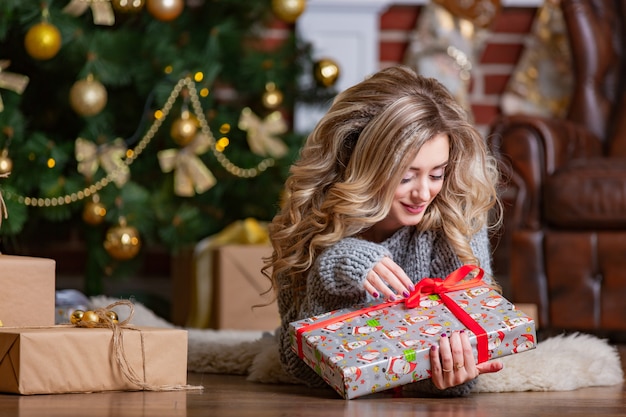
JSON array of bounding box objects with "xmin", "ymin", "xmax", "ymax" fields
[{"xmin": 0, "ymin": 0, "xmax": 333, "ymax": 295}]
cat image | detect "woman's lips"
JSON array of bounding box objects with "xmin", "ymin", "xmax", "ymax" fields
[{"xmin": 402, "ymin": 202, "xmax": 426, "ymax": 214}]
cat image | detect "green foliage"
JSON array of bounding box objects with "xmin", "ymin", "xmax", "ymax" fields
[{"xmin": 0, "ymin": 0, "xmax": 333, "ymax": 289}]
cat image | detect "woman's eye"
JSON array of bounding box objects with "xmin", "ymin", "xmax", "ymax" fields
[
  {"xmin": 430, "ymin": 169, "xmax": 445, "ymax": 181},
  {"xmin": 400, "ymin": 176, "xmax": 412, "ymax": 184}
]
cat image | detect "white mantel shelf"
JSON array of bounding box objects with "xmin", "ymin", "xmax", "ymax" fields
[{"xmin": 294, "ymin": 0, "xmax": 541, "ymax": 132}]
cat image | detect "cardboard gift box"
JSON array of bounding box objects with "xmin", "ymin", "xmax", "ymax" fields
[
  {"xmin": 0, "ymin": 255, "xmax": 56, "ymax": 327},
  {"xmin": 0, "ymin": 326, "xmax": 188, "ymax": 395},
  {"xmin": 290, "ymin": 266, "xmax": 537, "ymax": 399},
  {"xmin": 210, "ymin": 244, "xmax": 280, "ymax": 330},
  {"xmin": 174, "ymin": 240, "xmax": 280, "ymax": 330}
]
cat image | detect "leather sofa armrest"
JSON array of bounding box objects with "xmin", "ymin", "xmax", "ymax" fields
[{"xmin": 488, "ymin": 114, "xmax": 602, "ymax": 230}]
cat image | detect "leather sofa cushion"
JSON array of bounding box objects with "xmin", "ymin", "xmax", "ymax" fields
[{"xmin": 544, "ymin": 158, "xmax": 626, "ymax": 228}]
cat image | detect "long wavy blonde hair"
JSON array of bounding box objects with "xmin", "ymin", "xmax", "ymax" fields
[{"xmin": 264, "ymin": 66, "xmax": 501, "ymax": 305}]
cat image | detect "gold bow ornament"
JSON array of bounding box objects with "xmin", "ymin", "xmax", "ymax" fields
[
  {"xmin": 157, "ymin": 133, "xmax": 216, "ymax": 197},
  {"xmin": 238, "ymin": 107, "xmax": 288, "ymax": 158},
  {"xmin": 63, "ymin": 0, "xmax": 115, "ymax": 26},
  {"xmin": 75, "ymin": 137, "xmax": 130, "ymax": 187},
  {"xmin": 0, "ymin": 60, "xmax": 30, "ymax": 113}
]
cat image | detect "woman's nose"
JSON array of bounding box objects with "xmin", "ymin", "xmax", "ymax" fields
[{"xmin": 411, "ymin": 179, "xmax": 430, "ymax": 201}]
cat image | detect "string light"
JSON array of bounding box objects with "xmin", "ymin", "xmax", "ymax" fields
[{"xmin": 3, "ymin": 77, "xmax": 277, "ymax": 207}]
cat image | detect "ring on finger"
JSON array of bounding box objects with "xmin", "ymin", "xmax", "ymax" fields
[
  {"xmin": 442, "ymin": 368, "xmax": 453, "ymax": 373},
  {"xmin": 455, "ymin": 363, "xmax": 464, "ymax": 370}
]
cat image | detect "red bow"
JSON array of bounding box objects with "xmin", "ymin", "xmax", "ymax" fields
[{"xmin": 405, "ymin": 264, "xmax": 484, "ymax": 308}]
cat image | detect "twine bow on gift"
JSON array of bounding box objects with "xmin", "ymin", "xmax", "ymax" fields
[{"xmin": 72, "ymin": 300, "xmax": 203, "ymax": 392}]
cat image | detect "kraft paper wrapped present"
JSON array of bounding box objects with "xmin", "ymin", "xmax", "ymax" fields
[
  {"xmin": 290, "ymin": 265, "xmax": 537, "ymax": 399},
  {"xmin": 0, "ymin": 326, "xmax": 189, "ymax": 395},
  {"xmin": 0, "ymin": 255, "xmax": 56, "ymax": 327},
  {"xmin": 180, "ymin": 218, "xmax": 280, "ymax": 330},
  {"xmin": 211, "ymin": 244, "xmax": 280, "ymax": 330}
]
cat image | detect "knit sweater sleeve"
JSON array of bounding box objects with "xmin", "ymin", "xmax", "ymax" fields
[{"xmin": 309, "ymin": 237, "xmax": 392, "ymax": 304}]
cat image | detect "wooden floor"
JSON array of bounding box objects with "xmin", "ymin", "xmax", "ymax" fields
[{"xmin": 1, "ymin": 346, "xmax": 624, "ymax": 417}]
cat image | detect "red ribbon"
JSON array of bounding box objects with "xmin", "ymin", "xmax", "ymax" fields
[{"xmin": 295, "ymin": 264, "xmax": 489, "ymax": 363}]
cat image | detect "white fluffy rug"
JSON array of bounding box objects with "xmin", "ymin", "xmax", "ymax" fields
[{"xmin": 90, "ymin": 296, "xmax": 624, "ymax": 392}]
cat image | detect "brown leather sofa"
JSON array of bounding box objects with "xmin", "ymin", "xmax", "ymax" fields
[{"xmin": 488, "ymin": 0, "xmax": 626, "ymax": 334}]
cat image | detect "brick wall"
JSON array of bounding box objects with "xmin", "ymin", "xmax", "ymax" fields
[{"xmin": 379, "ymin": 5, "xmax": 537, "ymax": 134}]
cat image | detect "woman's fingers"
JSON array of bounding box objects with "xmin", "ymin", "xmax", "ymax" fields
[
  {"xmin": 364, "ymin": 269, "xmax": 396, "ymax": 299},
  {"xmin": 476, "ymin": 360, "xmax": 504, "ymax": 374},
  {"xmin": 378, "ymin": 256, "xmax": 415, "ymax": 292},
  {"xmin": 429, "ymin": 331, "xmax": 504, "ymax": 390},
  {"xmin": 367, "ymin": 257, "xmax": 413, "ymax": 300}
]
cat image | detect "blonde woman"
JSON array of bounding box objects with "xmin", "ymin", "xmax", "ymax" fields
[{"xmin": 265, "ymin": 66, "xmax": 504, "ymax": 396}]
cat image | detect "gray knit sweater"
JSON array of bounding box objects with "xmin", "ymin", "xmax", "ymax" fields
[{"xmin": 276, "ymin": 225, "xmax": 494, "ymax": 397}]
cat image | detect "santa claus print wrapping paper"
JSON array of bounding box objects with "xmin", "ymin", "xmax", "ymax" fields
[{"xmin": 289, "ymin": 265, "xmax": 536, "ymax": 399}]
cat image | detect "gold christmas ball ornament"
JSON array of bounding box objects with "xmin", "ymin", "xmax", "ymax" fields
[
  {"xmin": 70, "ymin": 310, "xmax": 85, "ymax": 324},
  {"xmin": 313, "ymin": 58, "xmax": 340, "ymax": 88},
  {"xmin": 262, "ymin": 82, "xmax": 284, "ymax": 110},
  {"xmin": 146, "ymin": 0, "xmax": 185, "ymax": 21},
  {"xmin": 104, "ymin": 218, "xmax": 142, "ymax": 261},
  {"xmin": 82, "ymin": 195, "xmax": 107, "ymax": 226},
  {"xmin": 80, "ymin": 310, "xmax": 101, "ymax": 327},
  {"xmin": 272, "ymin": 0, "xmax": 306, "ymax": 23},
  {"xmin": 24, "ymin": 22, "xmax": 62, "ymax": 60},
  {"xmin": 105, "ymin": 310, "xmax": 119, "ymax": 323},
  {"xmin": 69, "ymin": 76, "xmax": 108, "ymax": 117},
  {"xmin": 170, "ymin": 111, "xmax": 198, "ymax": 146},
  {"xmin": 112, "ymin": 0, "xmax": 146, "ymax": 13},
  {"xmin": 0, "ymin": 149, "xmax": 13, "ymax": 175}
]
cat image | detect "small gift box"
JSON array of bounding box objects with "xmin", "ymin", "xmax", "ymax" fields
[
  {"xmin": 0, "ymin": 302, "xmax": 193, "ymax": 395},
  {"xmin": 289, "ymin": 265, "xmax": 537, "ymax": 399},
  {"xmin": 0, "ymin": 255, "xmax": 56, "ymax": 327}
]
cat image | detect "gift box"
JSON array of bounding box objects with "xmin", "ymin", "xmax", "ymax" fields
[
  {"xmin": 0, "ymin": 255, "xmax": 56, "ymax": 327},
  {"xmin": 210, "ymin": 244, "xmax": 280, "ymax": 330},
  {"xmin": 0, "ymin": 326, "xmax": 188, "ymax": 395},
  {"xmin": 290, "ymin": 265, "xmax": 537, "ymax": 399},
  {"xmin": 172, "ymin": 218, "xmax": 281, "ymax": 330}
]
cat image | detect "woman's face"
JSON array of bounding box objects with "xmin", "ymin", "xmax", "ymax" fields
[{"xmin": 370, "ymin": 133, "xmax": 449, "ymax": 241}]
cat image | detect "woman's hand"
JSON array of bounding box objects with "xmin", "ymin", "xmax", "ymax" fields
[
  {"xmin": 430, "ymin": 330, "xmax": 503, "ymax": 390},
  {"xmin": 363, "ymin": 256, "xmax": 414, "ymax": 300}
]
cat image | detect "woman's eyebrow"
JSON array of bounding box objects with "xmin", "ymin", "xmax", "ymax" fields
[{"xmin": 408, "ymin": 161, "xmax": 449, "ymax": 171}]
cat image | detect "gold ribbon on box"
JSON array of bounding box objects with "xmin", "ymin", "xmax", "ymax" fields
[
  {"xmin": 186, "ymin": 218, "xmax": 269, "ymax": 328},
  {"xmin": 63, "ymin": 0, "xmax": 115, "ymax": 26},
  {"xmin": 0, "ymin": 60, "xmax": 30, "ymax": 113},
  {"xmin": 157, "ymin": 133, "xmax": 216, "ymax": 197}
]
